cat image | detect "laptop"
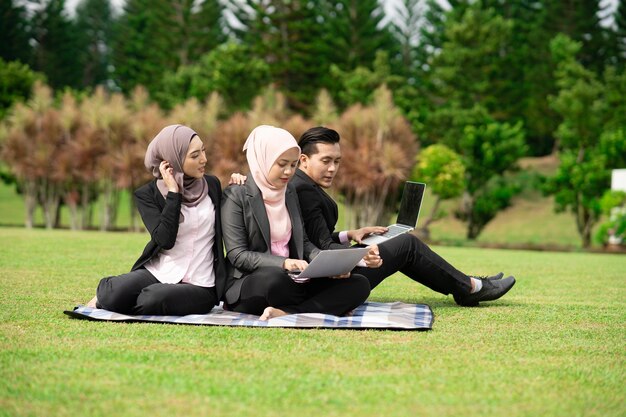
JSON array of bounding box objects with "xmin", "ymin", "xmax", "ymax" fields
[
  {"xmin": 288, "ymin": 247, "xmax": 370, "ymax": 279},
  {"xmin": 361, "ymin": 181, "xmax": 426, "ymax": 246}
]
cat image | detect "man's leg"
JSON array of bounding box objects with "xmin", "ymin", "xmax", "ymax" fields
[{"xmin": 354, "ymin": 234, "xmax": 472, "ymax": 296}]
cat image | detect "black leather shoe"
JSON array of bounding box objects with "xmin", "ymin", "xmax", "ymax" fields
[
  {"xmin": 469, "ymin": 272, "xmax": 504, "ymax": 281},
  {"xmin": 454, "ymin": 276, "xmax": 516, "ymax": 307}
]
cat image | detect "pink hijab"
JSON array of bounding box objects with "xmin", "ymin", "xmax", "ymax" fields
[
  {"xmin": 243, "ymin": 125, "xmax": 300, "ymax": 251},
  {"xmin": 144, "ymin": 124, "xmax": 208, "ymax": 209}
]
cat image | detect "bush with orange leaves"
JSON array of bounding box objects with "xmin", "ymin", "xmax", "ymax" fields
[{"xmin": 331, "ymin": 85, "xmax": 418, "ymax": 228}]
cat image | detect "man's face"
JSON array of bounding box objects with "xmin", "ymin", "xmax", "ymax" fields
[{"xmin": 299, "ymin": 142, "xmax": 342, "ymax": 188}]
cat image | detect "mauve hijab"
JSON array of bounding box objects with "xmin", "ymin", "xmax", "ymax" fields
[
  {"xmin": 144, "ymin": 124, "xmax": 208, "ymax": 211},
  {"xmin": 243, "ymin": 125, "xmax": 300, "ymax": 249}
]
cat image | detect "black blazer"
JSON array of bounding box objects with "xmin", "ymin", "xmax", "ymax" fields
[
  {"xmin": 131, "ymin": 175, "xmax": 227, "ymax": 302},
  {"xmin": 221, "ymin": 175, "xmax": 320, "ymax": 304},
  {"xmin": 291, "ymin": 169, "xmax": 348, "ymax": 250}
]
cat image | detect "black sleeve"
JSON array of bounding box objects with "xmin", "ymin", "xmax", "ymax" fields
[
  {"xmin": 134, "ymin": 185, "xmax": 182, "ymax": 250},
  {"xmin": 296, "ymin": 184, "xmax": 347, "ymax": 250}
]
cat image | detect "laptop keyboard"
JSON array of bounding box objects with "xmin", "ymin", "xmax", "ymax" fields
[{"xmin": 382, "ymin": 225, "xmax": 412, "ymax": 238}]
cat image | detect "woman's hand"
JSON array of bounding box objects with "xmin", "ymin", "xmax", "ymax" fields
[
  {"xmin": 229, "ymin": 173, "xmax": 247, "ymax": 185},
  {"xmin": 363, "ymin": 245, "xmax": 383, "ymax": 268},
  {"xmin": 283, "ymin": 258, "xmax": 309, "ymax": 272},
  {"xmin": 348, "ymin": 226, "xmax": 388, "ymax": 243},
  {"xmin": 159, "ymin": 161, "xmax": 179, "ymax": 193}
]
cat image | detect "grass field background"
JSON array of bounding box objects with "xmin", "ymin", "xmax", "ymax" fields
[{"xmin": 1, "ymin": 227, "xmax": 624, "ymax": 416}]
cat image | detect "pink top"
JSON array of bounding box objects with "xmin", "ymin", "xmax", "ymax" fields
[
  {"xmin": 144, "ymin": 196, "xmax": 216, "ymax": 287},
  {"xmin": 271, "ymin": 232, "xmax": 292, "ymax": 257}
]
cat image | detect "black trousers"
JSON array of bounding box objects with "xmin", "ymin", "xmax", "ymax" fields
[
  {"xmin": 96, "ymin": 268, "xmax": 218, "ymax": 315},
  {"xmin": 354, "ymin": 234, "xmax": 472, "ymax": 296},
  {"xmin": 228, "ymin": 266, "xmax": 371, "ymax": 316}
]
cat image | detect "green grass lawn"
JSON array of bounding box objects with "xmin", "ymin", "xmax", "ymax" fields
[{"xmin": 1, "ymin": 227, "xmax": 624, "ymax": 417}]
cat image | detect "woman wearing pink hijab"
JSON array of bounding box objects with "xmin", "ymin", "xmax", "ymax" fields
[
  {"xmin": 221, "ymin": 125, "xmax": 370, "ymax": 320},
  {"xmin": 85, "ymin": 124, "xmax": 226, "ymax": 315}
]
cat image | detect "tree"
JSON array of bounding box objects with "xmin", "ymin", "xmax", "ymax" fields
[
  {"xmin": 482, "ymin": 0, "xmax": 559, "ymax": 156},
  {"xmin": 0, "ymin": 82, "xmax": 66, "ymax": 228},
  {"xmin": 31, "ymin": 0, "xmax": 83, "ymax": 90},
  {"xmin": 227, "ymin": 0, "xmax": 332, "ymax": 110},
  {"xmin": 422, "ymin": 4, "xmax": 527, "ymax": 239},
  {"xmin": 455, "ymin": 120, "xmax": 526, "ymax": 239},
  {"xmin": 74, "ymin": 0, "xmax": 115, "ymax": 89},
  {"xmin": 547, "ymin": 34, "xmax": 626, "ymax": 247},
  {"xmin": 329, "ymin": 50, "xmax": 404, "ymax": 109},
  {"xmin": 0, "ymin": 0, "xmax": 32, "ymax": 65},
  {"xmin": 543, "ymin": 0, "xmax": 614, "ymax": 74},
  {"xmin": 311, "ymin": 89, "xmax": 338, "ymax": 125},
  {"xmin": 411, "ymin": 144, "xmax": 465, "ymax": 239},
  {"xmin": 0, "ymin": 59, "xmax": 44, "ymax": 120},
  {"xmin": 390, "ymin": 0, "xmax": 424, "ymax": 76},
  {"xmin": 333, "ymin": 85, "xmax": 418, "ymax": 228},
  {"xmin": 188, "ymin": 0, "xmax": 226, "ymax": 62},
  {"xmin": 155, "ymin": 42, "xmax": 270, "ymax": 112},
  {"xmin": 614, "ymin": 0, "xmax": 626, "ymax": 69},
  {"xmin": 112, "ymin": 0, "xmax": 180, "ymax": 94},
  {"xmin": 324, "ymin": 0, "xmax": 397, "ymax": 72}
]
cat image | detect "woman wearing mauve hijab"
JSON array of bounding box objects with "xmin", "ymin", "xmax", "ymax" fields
[
  {"xmin": 85, "ymin": 124, "xmax": 226, "ymax": 315},
  {"xmin": 221, "ymin": 125, "xmax": 370, "ymax": 320}
]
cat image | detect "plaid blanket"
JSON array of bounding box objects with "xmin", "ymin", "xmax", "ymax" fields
[{"xmin": 64, "ymin": 302, "xmax": 433, "ymax": 330}]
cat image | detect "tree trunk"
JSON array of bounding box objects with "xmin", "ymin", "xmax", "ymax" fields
[
  {"xmin": 418, "ymin": 196, "xmax": 442, "ymax": 239},
  {"xmin": 40, "ymin": 180, "xmax": 61, "ymax": 229},
  {"xmin": 81, "ymin": 183, "xmax": 91, "ymax": 229},
  {"xmin": 23, "ymin": 180, "xmax": 37, "ymax": 229},
  {"xmin": 101, "ymin": 180, "xmax": 119, "ymax": 231}
]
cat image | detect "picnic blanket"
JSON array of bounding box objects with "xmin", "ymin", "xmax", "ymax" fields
[{"xmin": 64, "ymin": 301, "xmax": 433, "ymax": 330}]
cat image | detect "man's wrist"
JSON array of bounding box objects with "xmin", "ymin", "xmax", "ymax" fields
[{"xmin": 339, "ymin": 231, "xmax": 350, "ymax": 244}]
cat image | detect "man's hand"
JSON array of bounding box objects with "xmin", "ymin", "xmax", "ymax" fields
[
  {"xmin": 363, "ymin": 245, "xmax": 383, "ymax": 268},
  {"xmin": 348, "ymin": 226, "xmax": 388, "ymax": 244},
  {"xmin": 228, "ymin": 173, "xmax": 247, "ymax": 185}
]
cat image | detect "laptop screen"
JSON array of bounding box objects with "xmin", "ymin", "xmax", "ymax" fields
[{"xmin": 396, "ymin": 181, "xmax": 426, "ymax": 227}]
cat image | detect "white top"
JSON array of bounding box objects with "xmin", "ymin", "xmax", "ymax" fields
[{"xmin": 145, "ymin": 195, "xmax": 216, "ymax": 287}]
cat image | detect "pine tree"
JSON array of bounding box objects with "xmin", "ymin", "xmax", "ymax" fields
[
  {"xmin": 112, "ymin": 0, "xmax": 179, "ymax": 94},
  {"xmin": 228, "ymin": 0, "xmax": 331, "ymax": 110},
  {"xmin": 188, "ymin": 0, "xmax": 226, "ymax": 62},
  {"xmin": 390, "ymin": 0, "xmax": 424, "ymax": 76},
  {"xmin": 75, "ymin": 0, "xmax": 115, "ymax": 89},
  {"xmin": 324, "ymin": 0, "xmax": 397, "ymax": 72},
  {"xmin": 0, "ymin": 0, "xmax": 32, "ymax": 65},
  {"xmin": 481, "ymin": 0, "xmax": 559, "ymax": 155},
  {"xmin": 415, "ymin": 0, "xmax": 468, "ymax": 70},
  {"xmin": 615, "ymin": 0, "xmax": 626, "ymax": 69},
  {"xmin": 31, "ymin": 0, "xmax": 83, "ymax": 90},
  {"xmin": 543, "ymin": 0, "xmax": 613, "ymax": 74}
]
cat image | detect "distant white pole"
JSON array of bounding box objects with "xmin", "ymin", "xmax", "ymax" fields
[{"xmin": 611, "ymin": 169, "xmax": 626, "ymax": 192}]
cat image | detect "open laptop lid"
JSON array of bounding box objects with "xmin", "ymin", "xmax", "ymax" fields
[{"xmin": 396, "ymin": 181, "xmax": 426, "ymax": 227}]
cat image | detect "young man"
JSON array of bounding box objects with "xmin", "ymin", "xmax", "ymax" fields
[{"xmin": 291, "ymin": 126, "xmax": 515, "ymax": 306}]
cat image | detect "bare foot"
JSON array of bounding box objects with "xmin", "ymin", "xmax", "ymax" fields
[
  {"xmin": 86, "ymin": 296, "xmax": 98, "ymax": 308},
  {"xmin": 259, "ymin": 307, "xmax": 288, "ymax": 321}
]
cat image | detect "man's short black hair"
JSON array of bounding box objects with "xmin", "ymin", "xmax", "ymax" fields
[{"xmin": 298, "ymin": 126, "xmax": 340, "ymax": 156}]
